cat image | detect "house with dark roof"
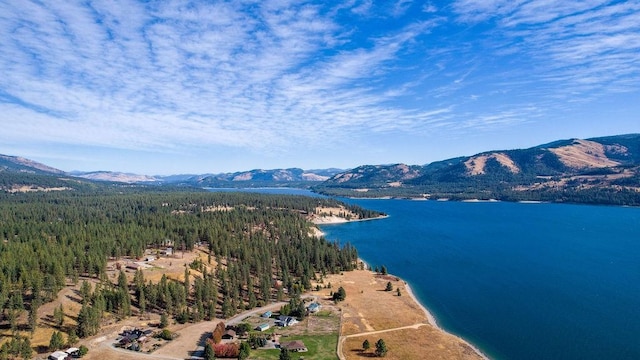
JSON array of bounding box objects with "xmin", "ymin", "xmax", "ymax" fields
[
  {"xmin": 222, "ymin": 329, "xmax": 236, "ymax": 340},
  {"xmin": 281, "ymin": 340, "xmax": 308, "ymax": 352}
]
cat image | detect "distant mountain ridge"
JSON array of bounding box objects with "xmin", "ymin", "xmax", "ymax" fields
[
  {"xmin": 316, "ymin": 134, "xmax": 640, "ymax": 205},
  {"xmin": 0, "ymin": 154, "xmax": 65, "ymax": 175},
  {"xmin": 191, "ymin": 168, "xmax": 342, "ymax": 187},
  {"xmin": 71, "ymin": 171, "xmax": 160, "ymax": 183},
  {"xmin": 0, "ymin": 155, "xmax": 343, "ymax": 188},
  {"xmin": 2, "ymin": 134, "xmax": 639, "ymax": 205}
]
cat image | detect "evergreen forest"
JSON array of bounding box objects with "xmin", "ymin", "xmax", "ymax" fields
[{"xmin": 0, "ymin": 190, "xmax": 380, "ymax": 346}]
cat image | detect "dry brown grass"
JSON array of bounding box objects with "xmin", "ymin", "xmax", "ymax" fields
[
  {"xmin": 321, "ymin": 270, "xmax": 484, "ymax": 360},
  {"xmin": 345, "ymin": 326, "xmax": 481, "ymax": 360},
  {"xmin": 7, "ymin": 248, "xmax": 215, "ymax": 358},
  {"xmin": 465, "ymin": 153, "xmax": 520, "ymax": 175},
  {"xmin": 549, "ymin": 139, "xmax": 619, "ymax": 168}
]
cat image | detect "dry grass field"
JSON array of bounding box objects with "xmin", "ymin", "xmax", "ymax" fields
[{"xmin": 321, "ymin": 269, "xmax": 485, "ymax": 360}]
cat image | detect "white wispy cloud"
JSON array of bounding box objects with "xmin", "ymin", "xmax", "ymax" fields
[
  {"xmin": 0, "ymin": 0, "xmax": 638, "ymax": 172},
  {"xmin": 0, "ymin": 0, "xmax": 456, "ymax": 156},
  {"xmin": 451, "ymin": 0, "xmax": 640, "ymax": 99}
]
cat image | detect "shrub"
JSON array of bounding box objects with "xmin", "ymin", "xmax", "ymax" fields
[{"xmin": 213, "ymin": 343, "xmax": 239, "ymax": 358}]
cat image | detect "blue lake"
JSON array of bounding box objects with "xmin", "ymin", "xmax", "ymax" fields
[{"xmin": 320, "ymin": 199, "xmax": 640, "ymax": 360}]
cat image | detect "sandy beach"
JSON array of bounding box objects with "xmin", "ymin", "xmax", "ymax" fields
[{"xmin": 311, "ymin": 214, "xmax": 389, "ymax": 225}]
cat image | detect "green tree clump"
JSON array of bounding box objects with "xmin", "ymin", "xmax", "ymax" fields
[
  {"xmin": 204, "ymin": 342, "xmax": 216, "ymax": 360},
  {"xmin": 333, "ymin": 286, "xmax": 346, "ymax": 302},
  {"xmin": 375, "ymin": 338, "xmax": 388, "ymax": 357},
  {"xmin": 238, "ymin": 341, "xmax": 251, "ymax": 360},
  {"xmin": 78, "ymin": 345, "xmax": 89, "ymax": 357}
]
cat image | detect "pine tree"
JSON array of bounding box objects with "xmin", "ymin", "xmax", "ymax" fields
[
  {"xmin": 53, "ymin": 304, "xmax": 65, "ymax": 328},
  {"xmin": 49, "ymin": 331, "xmax": 65, "ymax": 351},
  {"xmin": 362, "ymin": 339, "xmax": 370, "ymax": 351},
  {"xmin": 333, "ymin": 286, "xmax": 346, "ymax": 302},
  {"xmin": 375, "ymin": 338, "xmax": 388, "ymax": 357},
  {"xmin": 28, "ymin": 299, "xmax": 40, "ymax": 333},
  {"xmin": 204, "ymin": 342, "xmax": 216, "ymax": 360},
  {"xmin": 20, "ymin": 337, "xmax": 33, "ymax": 359},
  {"xmin": 238, "ymin": 341, "xmax": 250, "ymax": 360},
  {"xmin": 279, "ymin": 347, "xmax": 291, "ymax": 360},
  {"xmin": 67, "ymin": 329, "xmax": 79, "ymax": 346},
  {"xmin": 80, "ymin": 280, "xmax": 92, "ymax": 305},
  {"xmin": 160, "ymin": 313, "xmax": 169, "ymax": 328}
]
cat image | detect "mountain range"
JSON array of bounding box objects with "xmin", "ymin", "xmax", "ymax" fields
[
  {"xmin": 1, "ymin": 134, "xmax": 639, "ymax": 205},
  {"xmin": 316, "ymin": 134, "xmax": 640, "ymax": 204}
]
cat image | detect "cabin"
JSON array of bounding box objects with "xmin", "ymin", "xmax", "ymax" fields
[
  {"xmin": 48, "ymin": 351, "xmax": 68, "ymax": 360},
  {"xmin": 255, "ymin": 323, "xmax": 270, "ymax": 332},
  {"xmin": 262, "ymin": 310, "xmax": 272, "ymax": 318},
  {"xmin": 281, "ymin": 340, "xmax": 308, "ymax": 352}
]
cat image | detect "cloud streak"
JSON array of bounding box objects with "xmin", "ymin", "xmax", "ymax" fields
[{"xmin": 0, "ymin": 0, "xmax": 638, "ymax": 172}]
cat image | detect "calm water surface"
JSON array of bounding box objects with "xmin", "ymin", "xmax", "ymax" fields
[{"xmin": 321, "ymin": 199, "xmax": 640, "ymax": 360}]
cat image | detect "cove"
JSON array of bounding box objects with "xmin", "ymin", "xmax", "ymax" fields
[{"xmin": 320, "ymin": 199, "xmax": 640, "ymax": 360}]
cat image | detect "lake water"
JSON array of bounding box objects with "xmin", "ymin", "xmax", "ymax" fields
[
  {"xmin": 207, "ymin": 188, "xmax": 640, "ymax": 359},
  {"xmin": 320, "ymin": 199, "xmax": 640, "ymax": 360}
]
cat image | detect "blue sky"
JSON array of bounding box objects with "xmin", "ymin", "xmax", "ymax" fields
[{"xmin": 1, "ymin": 0, "xmax": 639, "ymax": 175}]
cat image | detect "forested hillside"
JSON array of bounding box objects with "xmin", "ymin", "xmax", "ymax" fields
[
  {"xmin": 0, "ymin": 190, "xmax": 379, "ymax": 349},
  {"xmin": 316, "ymin": 134, "xmax": 640, "ymax": 205}
]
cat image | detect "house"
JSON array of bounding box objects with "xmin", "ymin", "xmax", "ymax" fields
[
  {"xmin": 48, "ymin": 351, "xmax": 68, "ymax": 360},
  {"xmin": 262, "ymin": 310, "xmax": 272, "ymax": 318},
  {"xmin": 255, "ymin": 323, "xmax": 270, "ymax": 332},
  {"xmin": 281, "ymin": 340, "xmax": 308, "ymax": 352},
  {"xmin": 125, "ymin": 262, "xmax": 142, "ymax": 270},
  {"xmin": 276, "ymin": 315, "xmax": 298, "ymax": 327},
  {"xmin": 307, "ymin": 302, "xmax": 321, "ymax": 313},
  {"xmin": 222, "ymin": 329, "xmax": 236, "ymax": 340}
]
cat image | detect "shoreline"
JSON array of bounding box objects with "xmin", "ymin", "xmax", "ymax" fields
[
  {"xmin": 313, "ymin": 217, "xmax": 489, "ymax": 359},
  {"xmin": 402, "ymin": 279, "xmax": 490, "ymax": 360},
  {"xmin": 311, "ymin": 214, "xmax": 389, "ymax": 238},
  {"xmin": 311, "ymin": 214, "xmax": 389, "ymax": 225},
  {"xmin": 351, "ymin": 255, "xmax": 490, "ymax": 359}
]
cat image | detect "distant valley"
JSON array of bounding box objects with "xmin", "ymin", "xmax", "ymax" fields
[{"xmin": 1, "ymin": 133, "xmax": 639, "ymax": 205}]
